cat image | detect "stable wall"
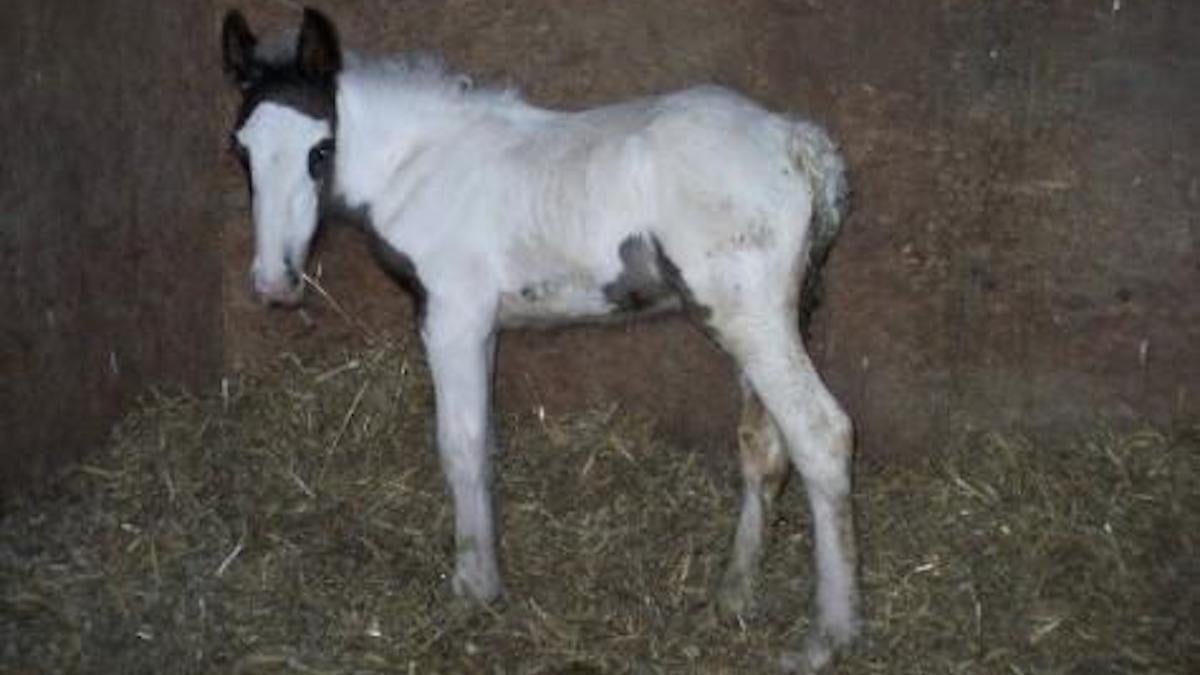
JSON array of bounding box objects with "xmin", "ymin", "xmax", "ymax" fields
[
  {"xmin": 3, "ymin": 1, "xmax": 1195, "ymax": 504},
  {"xmin": 0, "ymin": 1, "xmax": 223, "ymax": 501}
]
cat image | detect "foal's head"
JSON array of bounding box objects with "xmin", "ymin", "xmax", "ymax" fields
[{"xmin": 223, "ymin": 9, "xmax": 341, "ymax": 306}]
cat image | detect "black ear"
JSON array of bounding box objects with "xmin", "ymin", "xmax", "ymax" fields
[
  {"xmin": 222, "ymin": 10, "xmax": 260, "ymax": 87},
  {"xmin": 296, "ymin": 8, "xmax": 342, "ymax": 82}
]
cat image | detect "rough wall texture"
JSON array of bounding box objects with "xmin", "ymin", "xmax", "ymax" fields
[
  {"xmin": 7, "ymin": 0, "xmax": 1192, "ymax": 499},
  {"xmin": 3, "ymin": 0, "xmax": 1194, "ymax": 499},
  {"xmin": 0, "ymin": 1, "xmax": 223, "ymax": 501},
  {"xmin": 218, "ymin": 0, "xmax": 1198, "ymax": 462}
]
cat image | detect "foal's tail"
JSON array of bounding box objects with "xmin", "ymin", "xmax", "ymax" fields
[
  {"xmin": 790, "ymin": 120, "xmax": 850, "ymax": 328},
  {"xmin": 790, "ymin": 120, "xmax": 850, "ymax": 264}
]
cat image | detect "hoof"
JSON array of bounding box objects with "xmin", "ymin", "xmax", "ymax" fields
[
  {"xmin": 716, "ymin": 570, "xmax": 755, "ymax": 619},
  {"xmin": 777, "ymin": 635, "xmax": 831, "ymax": 674},
  {"xmin": 778, "ymin": 622, "xmax": 860, "ymax": 673},
  {"xmin": 451, "ymin": 564, "xmax": 502, "ymax": 605}
]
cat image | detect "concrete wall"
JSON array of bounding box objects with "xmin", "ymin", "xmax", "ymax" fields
[{"xmin": 0, "ymin": 1, "xmax": 223, "ymax": 501}]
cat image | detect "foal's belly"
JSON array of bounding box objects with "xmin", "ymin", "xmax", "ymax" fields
[
  {"xmin": 496, "ymin": 232, "xmax": 685, "ymax": 329},
  {"xmin": 496, "ymin": 274, "xmax": 681, "ymax": 329}
]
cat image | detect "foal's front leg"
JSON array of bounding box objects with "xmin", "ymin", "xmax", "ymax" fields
[{"xmin": 422, "ymin": 300, "xmax": 501, "ymax": 603}]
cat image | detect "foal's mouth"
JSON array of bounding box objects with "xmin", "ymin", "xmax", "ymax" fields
[
  {"xmin": 260, "ymin": 285, "xmax": 305, "ymax": 308},
  {"xmin": 252, "ymin": 263, "xmax": 306, "ymax": 308}
]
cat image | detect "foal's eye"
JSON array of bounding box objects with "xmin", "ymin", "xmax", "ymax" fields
[{"xmin": 308, "ymin": 139, "xmax": 335, "ymax": 180}]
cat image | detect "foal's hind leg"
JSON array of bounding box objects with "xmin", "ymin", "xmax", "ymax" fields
[
  {"xmin": 719, "ymin": 315, "xmax": 859, "ymax": 670},
  {"xmin": 718, "ymin": 378, "xmax": 789, "ymax": 617}
]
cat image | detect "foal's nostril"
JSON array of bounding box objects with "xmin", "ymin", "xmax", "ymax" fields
[{"xmin": 284, "ymin": 264, "xmax": 301, "ymax": 289}]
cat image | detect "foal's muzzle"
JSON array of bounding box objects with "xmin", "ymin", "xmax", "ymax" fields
[{"xmin": 251, "ymin": 264, "xmax": 305, "ymax": 307}]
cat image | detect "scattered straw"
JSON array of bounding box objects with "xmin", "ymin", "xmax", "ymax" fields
[{"xmin": 2, "ymin": 338, "xmax": 1196, "ymax": 674}]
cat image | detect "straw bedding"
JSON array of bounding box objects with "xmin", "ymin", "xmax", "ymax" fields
[{"xmin": 2, "ymin": 338, "xmax": 1196, "ymax": 673}]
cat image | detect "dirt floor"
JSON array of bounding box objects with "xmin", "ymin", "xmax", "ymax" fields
[{"xmin": 2, "ymin": 342, "xmax": 1195, "ymax": 674}]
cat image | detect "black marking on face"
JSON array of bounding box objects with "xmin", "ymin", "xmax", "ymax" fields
[
  {"xmin": 226, "ymin": 42, "xmax": 340, "ymax": 238},
  {"xmin": 234, "ymin": 74, "xmax": 337, "ymax": 136},
  {"xmin": 224, "ymin": 8, "xmax": 340, "ymax": 165},
  {"xmin": 308, "ymin": 138, "xmax": 335, "ymax": 181}
]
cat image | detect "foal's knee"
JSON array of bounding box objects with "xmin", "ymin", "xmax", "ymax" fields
[{"xmin": 795, "ymin": 404, "xmax": 853, "ymax": 499}]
